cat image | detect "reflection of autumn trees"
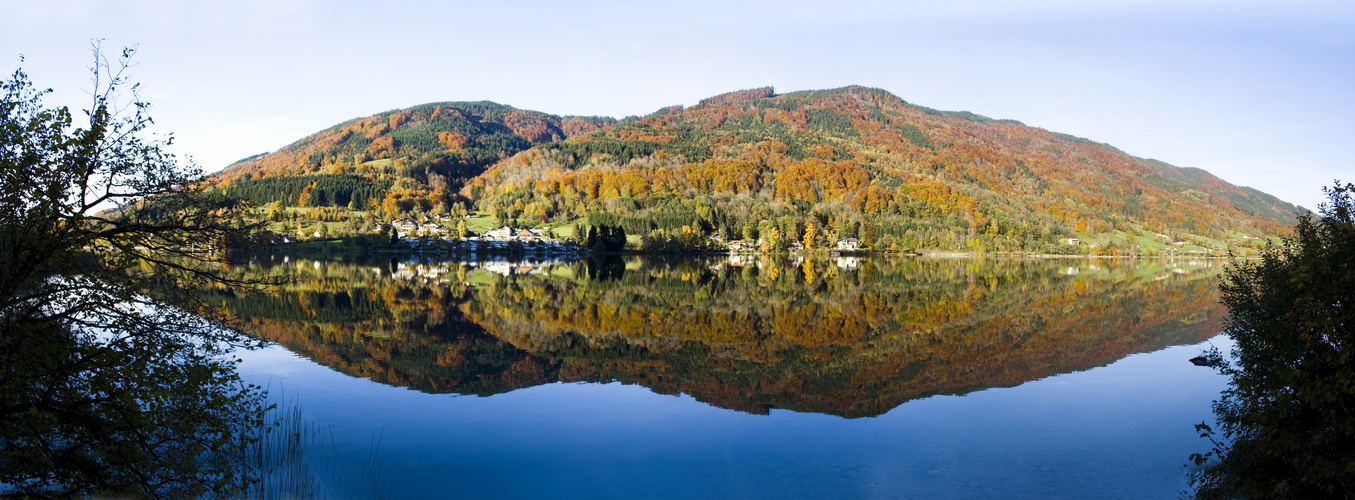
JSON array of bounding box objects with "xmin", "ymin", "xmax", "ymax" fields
[{"xmin": 212, "ymin": 257, "xmax": 1225, "ymax": 417}]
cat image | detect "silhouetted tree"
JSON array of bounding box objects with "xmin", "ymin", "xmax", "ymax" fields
[
  {"xmin": 0, "ymin": 46, "xmax": 269, "ymax": 497},
  {"xmin": 1192, "ymin": 182, "xmax": 1355, "ymax": 499}
]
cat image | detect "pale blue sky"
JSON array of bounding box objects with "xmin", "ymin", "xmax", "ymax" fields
[{"xmin": 3, "ymin": 0, "xmax": 1350, "ymax": 209}]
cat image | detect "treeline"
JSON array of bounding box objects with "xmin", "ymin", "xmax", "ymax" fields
[
  {"xmin": 544, "ymin": 138, "xmax": 667, "ymax": 169},
  {"xmin": 223, "ymin": 174, "xmax": 392, "ymax": 209},
  {"xmin": 203, "ymin": 287, "xmax": 390, "ymax": 324},
  {"xmin": 572, "ymin": 223, "xmax": 627, "ymax": 252}
]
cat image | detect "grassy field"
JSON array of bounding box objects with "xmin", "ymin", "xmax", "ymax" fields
[{"xmin": 462, "ymin": 269, "xmax": 499, "ymax": 286}]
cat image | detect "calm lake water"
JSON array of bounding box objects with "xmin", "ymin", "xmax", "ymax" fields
[{"xmin": 216, "ymin": 255, "xmax": 1230, "ymax": 499}]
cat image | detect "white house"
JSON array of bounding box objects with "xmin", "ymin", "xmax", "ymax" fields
[
  {"xmin": 419, "ymin": 222, "xmax": 447, "ymax": 235},
  {"xmin": 836, "ymin": 238, "xmax": 860, "ymax": 251},
  {"xmin": 516, "ymin": 228, "xmax": 546, "ymax": 239},
  {"xmin": 392, "ymin": 219, "xmax": 418, "ymax": 237},
  {"xmin": 484, "ymin": 226, "xmax": 514, "ymax": 240}
]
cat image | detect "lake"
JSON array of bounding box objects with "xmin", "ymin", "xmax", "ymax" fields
[{"xmin": 214, "ymin": 255, "xmax": 1230, "ymax": 499}]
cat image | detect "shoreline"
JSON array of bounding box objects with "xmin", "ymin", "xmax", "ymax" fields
[{"xmin": 250, "ymin": 242, "xmax": 1255, "ymax": 261}]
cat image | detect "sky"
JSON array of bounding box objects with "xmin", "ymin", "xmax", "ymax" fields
[{"xmin": 2, "ymin": 0, "xmax": 1351, "ymax": 210}]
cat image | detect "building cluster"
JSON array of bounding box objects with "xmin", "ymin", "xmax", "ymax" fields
[
  {"xmin": 716, "ymin": 254, "xmax": 861, "ymax": 271},
  {"xmin": 481, "ymin": 226, "xmax": 549, "ymax": 241},
  {"xmin": 475, "ymin": 261, "xmax": 550, "ymax": 277},
  {"xmin": 392, "ymin": 217, "xmax": 452, "ymax": 238},
  {"xmin": 383, "ymin": 257, "xmax": 571, "ymax": 283},
  {"xmin": 386, "ymin": 220, "xmax": 561, "ymax": 248},
  {"xmin": 275, "ymin": 215, "xmax": 879, "ymax": 256},
  {"xmin": 724, "ymin": 237, "xmax": 861, "ymax": 254}
]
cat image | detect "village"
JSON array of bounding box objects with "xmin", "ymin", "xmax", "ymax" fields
[
  {"xmin": 262, "ymin": 212, "xmax": 1260, "ymax": 260},
  {"xmin": 274, "ymin": 212, "xmax": 874, "ymax": 256}
]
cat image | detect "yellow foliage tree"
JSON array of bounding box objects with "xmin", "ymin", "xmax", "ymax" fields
[{"xmin": 762, "ymin": 226, "xmax": 782, "ymax": 252}]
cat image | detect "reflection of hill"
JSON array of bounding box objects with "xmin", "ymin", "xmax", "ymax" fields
[{"xmin": 214, "ymin": 257, "xmax": 1223, "ymax": 418}]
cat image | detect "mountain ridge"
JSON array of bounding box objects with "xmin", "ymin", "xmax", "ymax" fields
[{"xmin": 213, "ymin": 85, "xmax": 1298, "ymax": 254}]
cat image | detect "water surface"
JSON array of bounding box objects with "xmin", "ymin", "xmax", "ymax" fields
[{"xmin": 217, "ymin": 255, "xmax": 1228, "ymax": 498}]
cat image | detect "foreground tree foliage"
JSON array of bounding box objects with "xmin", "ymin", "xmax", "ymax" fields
[
  {"xmin": 0, "ymin": 48, "xmax": 268, "ymax": 497},
  {"xmin": 1192, "ymin": 182, "xmax": 1355, "ymax": 498}
]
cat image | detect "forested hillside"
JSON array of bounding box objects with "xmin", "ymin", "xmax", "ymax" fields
[
  {"xmin": 466, "ymin": 86, "xmax": 1297, "ymax": 253},
  {"xmin": 214, "ymin": 101, "xmax": 614, "ymax": 215},
  {"xmin": 211, "ymin": 86, "xmax": 1298, "ymax": 254}
]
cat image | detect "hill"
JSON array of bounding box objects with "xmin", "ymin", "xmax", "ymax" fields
[
  {"xmin": 214, "ymin": 101, "xmax": 614, "ymax": 213},
  {"xmin": 212, "ymin": 86, "xmax": 1298, "ymax": 254}
]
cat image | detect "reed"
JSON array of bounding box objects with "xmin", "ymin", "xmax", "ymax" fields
[{"xmin": 243, "ymin": 393, "xmax": 393, "ymax": 500}]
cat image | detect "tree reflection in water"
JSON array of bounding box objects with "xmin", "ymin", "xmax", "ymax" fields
[{"xmin": 208, "ymin": 256, "xmax": 1224, "ymax": 418}]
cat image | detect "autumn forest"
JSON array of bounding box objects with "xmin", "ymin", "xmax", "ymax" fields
[{"xmin": 212, "ymin": 86, "xmax": 1298, "ymax": 256}]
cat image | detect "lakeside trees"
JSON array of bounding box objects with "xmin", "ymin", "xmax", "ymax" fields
[
  {"xmin": 1192, "ymin": 182, "xmax": 1355, "ymax": 498},
  {"xmin": 0, "ymin": 48, "xmax": 267, "ymax": 497}
]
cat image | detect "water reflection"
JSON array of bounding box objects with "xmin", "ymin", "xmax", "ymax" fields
[{"xmin": 207, "ymin": 256, "xmax": 1224, "ymax": 418}]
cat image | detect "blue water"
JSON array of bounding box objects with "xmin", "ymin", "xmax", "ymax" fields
[{"xmin": 236, "ymin": 335, "xmax": 1230, "ymax": 499}]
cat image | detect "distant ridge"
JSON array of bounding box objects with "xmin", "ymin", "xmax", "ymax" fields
[{"xmin": 215, "ymin": 101, "xmax": 615, "ymax": 187}]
